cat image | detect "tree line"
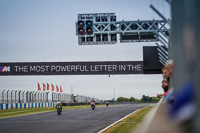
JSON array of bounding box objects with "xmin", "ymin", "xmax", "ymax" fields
[{"xmin": 115, "ymin": 95, "xmax": 161, "ymax": 103}]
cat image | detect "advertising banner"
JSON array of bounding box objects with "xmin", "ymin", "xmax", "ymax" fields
[{"xmin": 0, "ymin": 61, "xmax": 143, "ymax": 76}]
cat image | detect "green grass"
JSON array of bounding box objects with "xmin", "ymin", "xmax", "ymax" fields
[
  {"xmin": 103, "ymin": 106, "xmax": 153, "ymax": 133},
  {"xmin": 0, "ymin": 105, "xmax": 104, "ymax": 119}
]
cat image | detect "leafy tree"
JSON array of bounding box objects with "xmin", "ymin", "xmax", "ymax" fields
[
  {"xmin": 135, "ymin": 99, "xmax": 141, "ymax": 102},
  {"xmin": 116, "ymin": 97, "xmax": 124, "ymax": 102},
  {"xmin": 141, "ymin": 95, "xmax": 147, "ymax": 102},
  {"xmin": 129, "ymin": 97, "xmax": 136, "ymax": 101},
  {"xmin": 152, "ymin": 97, "xmax": 161, "ymax": 102},
  {"xmin": 116, "ymin": 97, "xmax": 129, "ymax": 102},
  {"xmin": 116, "ymin": 95, "xmax": 161, "ymax": 103}
]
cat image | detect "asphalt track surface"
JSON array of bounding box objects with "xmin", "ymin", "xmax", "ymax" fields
[{"xmin": 0, "ymin": 103, "xmax": 153, "ymax": 133}]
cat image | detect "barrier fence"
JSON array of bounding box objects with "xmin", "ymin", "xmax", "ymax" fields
[
  {"xmin": 0, "ymin": 102, "xmax": 57, "ymax": 110},
  {"xmin": 0, "ymin": 90, "xmax": 101, "ymax": 110}
]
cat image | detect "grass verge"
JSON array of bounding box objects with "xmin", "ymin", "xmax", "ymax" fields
[
  {"xmin": 102, "ymin": 106, "xmax": 153, "ymax": 133},
  {"xmin": 0, "ymin": 105, "xmax": 104, "ymax": 119}
]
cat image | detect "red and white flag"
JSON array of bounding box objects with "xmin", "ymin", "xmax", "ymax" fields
[
  {"xmin": 43, "ymin": 83, "xmax": 46, "ymax": 91},
  {"xmin": 60, "ymin": 86, "xmax": 63, "ymax": 92},
  {"xmin": 56, "ymin": 85, "xmax": 59, "ymax": 92},
  {"xmin": 51, "ymin": 84, "xmax": 54, "ymax": 91},
  {"xmin": 47, "ymin": 83, "xmax": 49, "ymax": 91},
  {"xmin": 38, "ymin": 83, "xmax": 41, "ymax": 91}
]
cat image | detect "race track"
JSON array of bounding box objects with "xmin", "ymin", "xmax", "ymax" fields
[{"xmin": 0, "ymin": 103, "xmax": 153, "ymax": 133}]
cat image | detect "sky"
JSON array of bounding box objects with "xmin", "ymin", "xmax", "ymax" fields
[{"xmin": 0, "ymin": 0, "xmax": 171, "ymax": 100}]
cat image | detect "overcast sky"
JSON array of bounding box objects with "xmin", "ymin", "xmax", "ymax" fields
[{"xmin": 0, "ymin": 0, "xmax": 170, "ymax": 100}]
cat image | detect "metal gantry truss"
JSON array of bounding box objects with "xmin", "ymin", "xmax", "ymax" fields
[
  {"xmin": 93, "ymin": 20, "xmax": 169, "ymax": 34},
  {"xmin": 76, "ymin": 11, "xmax": 170, "ymax": 66},
  {"xmin": 77, "ymin": 19, "xmax": 169, "ymax": 45}
]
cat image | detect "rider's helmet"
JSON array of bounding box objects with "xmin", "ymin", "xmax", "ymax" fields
[{"xmin": 57, "ymin": 102, "xmax": 60, "ymax": 104}]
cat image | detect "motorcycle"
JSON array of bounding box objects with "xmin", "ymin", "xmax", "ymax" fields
[
  {"xmin": 91, "ymin": 102, "xmax": 95, "ymax": 110},
  {"xmin": 56, "ymin": 104, "xmax": 62, "ymax": 115},
  {"xmin": 106, "ymin": 103, "xmax": 109, "ymax": 107}
]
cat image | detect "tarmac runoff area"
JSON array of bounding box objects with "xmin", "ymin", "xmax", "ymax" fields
[{"xmin": 0, "ymin": 103, "xmax": 152, "ymax": 133}]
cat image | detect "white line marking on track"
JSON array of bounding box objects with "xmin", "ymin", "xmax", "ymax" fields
[{"xmin": 97, "ymin": 108, "xmax": 140, "ymax": 133}]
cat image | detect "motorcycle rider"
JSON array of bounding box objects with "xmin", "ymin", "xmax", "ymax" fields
[
  {"xmin": 91, "ymin": 99, "xmax": 95, "ymax": 105},
  {"xmin": 90, "ymin": 99, "xmax": 95, "ymax": 110},
  {"xmin": 55, "ymin": 102, "xmax": 62, "ymax": 111},
  {"xmin": 106, "ymin": 101, "xmax": 109, "ymax": 107}
]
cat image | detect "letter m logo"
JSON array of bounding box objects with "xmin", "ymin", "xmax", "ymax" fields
[{"xmin": 0, "ymin": 66, "xmax": 10, "ymax": 72}]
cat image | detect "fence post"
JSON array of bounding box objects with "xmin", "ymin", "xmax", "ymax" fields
[
  {"xmin": 26, "ymin": 91, "xmax": 29, "ymax": 103},
  {"xmin": 40, "ymin": 92, "xmax": 42, "ymax": 102},
  {"xmin": 38, "ymin": 92, "xmax": 40, "ymax": 103},
  {"xmin": 6, "ymin": 90, "xmax": 9, "ymax": 104},
  {"xmin": 58, "ymin": 93, "xmax": 60, "ymax": 102},
  {"xmin": 11, "ymin": 90, "xmax": 14, "ymax": 103},
  {"xmin": 54, "ymin": 93, "xmax": 56, "ymax": 102},
  {"xmin": 31, "ymin": 91, "xmax": 33, "ymax": 103},
  {"xmin": 18, "ymin": 90, "xmax": 21, "ymax": 103},
  {"xmin": 34, "ymin": 92, "xmax": 37, "ymax": 103},
  {"xmin": 29, "ymin": 92, "xmax": 31, "ymax": 103},
  {"xmin": 15, "ymin": 90, "xmax": 17, "ymax": 103},
  {"xmin": 52, "ymin": 92, "xmax": 54, "ymax": 102},
  {"xmin": 46, "ymin": 92, "xmax": 49, "ymax": 102},
  {"xmin": 22, "ymin": 91, "xmax": 25, "ymax": 103},
  {"xmin": 42, "ymin": 92, "xmax": 44, "ymax": 103}
]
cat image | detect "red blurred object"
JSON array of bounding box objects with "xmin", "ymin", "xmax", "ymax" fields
[
  {"xmin": 51, "ymin": 84, "xmax": 54, "ymax": 91},
  {"xmin": 78, "ymin": 28, "xmax": 84, "ymax": 35},
  {"xmin": 56, "ymin": 85, "xmax": 59, "ymax": 92},
  {"xmin": 60, "ymin": 86, "xmax": 63, "ymax": 92},
  {"xmin": 38, "ymin": 83, "xmax": 41, "ymax": 91},
  {"xmin": 86, "ymin": 28, "xmax": 92, "ymax": 34},
  {"xmin": 47, "ymin": 83, "xmax": 49, "ymax": 91}
]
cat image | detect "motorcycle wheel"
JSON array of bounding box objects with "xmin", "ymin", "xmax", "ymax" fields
[
  {"xmin": 92, "ymin": 106, "xmax": 95, "ymax": 110},
  {"xmin": 57, "ymin": 109, "xmax": 61, "ymax": 115}
]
